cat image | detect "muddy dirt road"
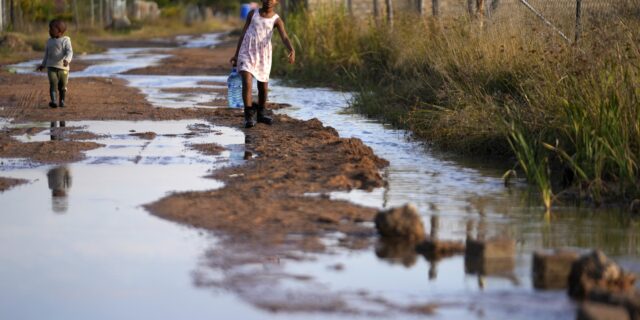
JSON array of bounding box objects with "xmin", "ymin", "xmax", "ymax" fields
[{"xmin": 1, "ymin": 33, "xmax": 639, "ymax": 319}]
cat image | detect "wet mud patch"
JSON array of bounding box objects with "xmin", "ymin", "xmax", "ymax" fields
[
  {"xmin": 147, "ymin": 115, "xmax": 388, "ymax": 249},
  {"xmin": 129, "ymin": 131, "xmax": 157, "ymax": 140},
  {"xmin": 0, "ymin": 135, "xmax": 103, "ymax": 163},
  {"xmin": 0, "ymin": 176, "xmax": 28, "ymax": 192},
  {"xmin": 123, "ymin": 45, "xmax": 236, "ymax": 76},
  {"xmin": 160, "ymin": 87, "xmax": 225, "ymax": 95},
  {"xmin": 189, "ymin": 143, "xmax": 226, "ymax": 156},
  {"xmin": 144, "ymin": 114, "xmax": 401, "ymax": 314},
  {"xmin": 0, "ymin": 71, "xmax": 248, "ymax": 122}
]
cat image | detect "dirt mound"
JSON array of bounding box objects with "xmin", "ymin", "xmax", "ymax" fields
[{"xmin": 146, "ymin": 115, "xmax": 388, "ymax": 251}]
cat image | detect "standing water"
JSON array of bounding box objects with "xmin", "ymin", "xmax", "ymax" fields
[{"xmin": 2, "ymin": 33, "xmax": 639, "ymax": 319}]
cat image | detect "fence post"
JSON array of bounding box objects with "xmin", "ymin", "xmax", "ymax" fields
[
  {"xmin": 373, "ymin": 0, "xmax": 380, "ymax": 21},
  {"xmin": 386, "ymin": 0, "xmax": 393, "ymax": 27},
  {"xmin": 432, "ymin": 0, "xmax": 439, "ymax": 17},
  {"xmin": 417, "ymin": 0, "xmax": 424, "ymax": 16},
  {"xmin": 9, "ymin": 0, "xmax": 14, "ymax": 30},
  {"xmin": 467, "ymin": 0, "xmax": 473, "ymax": 16},
  {"xmin": 575, "ymin": 0, "xmax": 582, "ymax": 43},
  {"xmin": 90, "ymin": 0, "xmax": 95, "ymax": 27},
  {"xmin": 476, "ymin": 0, "xmax": 484, "ymax": 27},
  {"xmin": 72, "ymin": 0, "xmax": 79, "ymax": 31},
  {"xmin": 0, "ymin": 0, "xmax": 4, "ymax": 31}
]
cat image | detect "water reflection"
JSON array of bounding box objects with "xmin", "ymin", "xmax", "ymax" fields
[
  {"xmin": 47, "ymin": 166, "xmax": 71, "ymax": 213},
  {"xmin": 49, "ymin": 121, "xmax": 66, "ymax": 141}
]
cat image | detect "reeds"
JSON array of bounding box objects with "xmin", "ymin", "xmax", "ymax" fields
[{"xmin": 273, "ymin": 5, "xmax": 640, "ymax": 208}]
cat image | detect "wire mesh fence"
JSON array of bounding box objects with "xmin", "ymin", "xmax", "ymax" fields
[{"xmin": 483, "ymin": 0, "xmax": 638, "ymax": 42}]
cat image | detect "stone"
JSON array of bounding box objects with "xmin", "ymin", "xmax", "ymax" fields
[
  {"xmin": 466, "ymin": 238, "xmax": 515, "ymax": 260},
  {"xmin": 577, "ymin": 302, "xmax": 631, "ymax": 320},
  {"xmin": 465, "ymin": 238, "xmax": 516, "ymax": 275},
  {"xmin": 568, "ymin": 250, "xmax": 637, "ymax": 300},
  {"xmin": 374, "ymin": 204, "xmax": 426, "ymax": 243},
  {"xmin": 532, "ymin": 250, "xmax": 580, "ymax": 289}
]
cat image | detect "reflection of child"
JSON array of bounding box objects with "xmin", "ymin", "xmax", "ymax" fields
[
  {"xmin": 37, "ymin": 19, "xmax": 73, "ymax": 108},
  {"xmin": 47, "ymin": 166, "xmax": 72, "ymax": 213},
  {"xmin": 230, "ymin": 0, "xmax": 295, "ymax": 128}
]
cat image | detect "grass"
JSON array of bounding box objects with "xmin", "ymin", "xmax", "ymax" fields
[{"xmin": 272, "ymin": 4, "xmax": 640, "ymax": 209}]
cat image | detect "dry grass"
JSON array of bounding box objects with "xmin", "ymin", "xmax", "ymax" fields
[{"xmin": 273, "ymin": 4, "xmax": 640, "ymax": 207}]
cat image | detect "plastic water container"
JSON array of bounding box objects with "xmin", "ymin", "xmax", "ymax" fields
[
  {"xmin": 227, "ymin": 67, "xmax": 243, "ymax": 108},
  {"xmin": 240, "ymin": 4, "xmax": 252, "ymax": 19}
]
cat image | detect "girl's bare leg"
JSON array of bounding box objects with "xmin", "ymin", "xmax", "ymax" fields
[
  {"xmin": 240, "ymin": 71, "xmax": 256, "ymax": 128},
  {"xmin": 240, "ymin": 71, "xmax": 253, "ymax": 107},
  {"xmin": 257, "ymin": 80, "xmax": 268, "ymax": 107},
  {"xmin": 256, "ymin": 80, "xmax": 273, "ymax": 125}
]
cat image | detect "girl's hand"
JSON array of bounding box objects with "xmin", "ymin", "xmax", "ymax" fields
[
  {"xmin": 63, "ymin": 60, "xmax": 69, "ymax": 67},
  {"xmin": 36, "ymin": 65, "xmax": 44, "ymax": 72},
  {"xmin": 288, "ymin": 51, "xmax": 295, "ymax": 64},
  {"xmin": 229, "ymin": 56, "xmax": 237, "ymax": 67}
]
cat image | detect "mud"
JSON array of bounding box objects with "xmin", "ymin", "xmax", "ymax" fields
[
  {"xmin": 0, "ymin": 35, "xmax": 399, "ymax": 315},
  {"xmin": 0, "ymin": 71, "xmax": 236, "ymax": 122},
  {"xmin": 0, "ymin": 176, "xmax": 28, "ymax": 192},
  {"xmin": 189, "ymin": 142, "xmax": 226, "ymax": 156},
  {"xmin": 0, "ymin": 133, "xmax": 103, "ymax": 163},
  {"xmin": 124, "ymin": 44, "xmax": 236, "ymax": 76},
  {"xmin": 146, "ymin": 115, "xmax": 388, "ymax": 251},
  {"xmin": 2, "ymin": 35, "xmax": 390, "ymax": 251}
]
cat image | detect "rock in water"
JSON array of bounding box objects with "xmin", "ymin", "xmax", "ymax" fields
[
  {"xmin": 533, "ymin": 250, "xmax": 579, "ymax": 289},
  {"xmin": 374, "ymin": 204, "xmax": 426, "ymax": 242},
  {"xmin": 568, "ymin": 250, "xmax": 637, "ymax": 299}
]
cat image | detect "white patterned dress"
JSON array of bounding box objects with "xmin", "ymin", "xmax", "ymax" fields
[{"xmin": 237, "ymin": 9, "xmax": 280, "ymax": 82}]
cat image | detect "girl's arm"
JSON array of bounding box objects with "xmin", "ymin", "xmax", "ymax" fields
[
  {"xmin": 275, "ymin": 18, "xmax": 295, "ymax": 64},
  {"xmin": 230, "ymin": 10, "xmax": 255, "ymax": 66}
]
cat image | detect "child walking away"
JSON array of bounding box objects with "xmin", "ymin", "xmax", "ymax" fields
[
  {"xmin": 37, "ymin": 19, "xmax": 73, "ymax": 108},
  {"xmin": 230, "ymin": 0, "xmax": 295, "ymax": 128}
]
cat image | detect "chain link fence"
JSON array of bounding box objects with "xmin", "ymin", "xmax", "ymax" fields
[{"xmin": 454, "ymin": 0, "xmax": 639, "ymax": 43}]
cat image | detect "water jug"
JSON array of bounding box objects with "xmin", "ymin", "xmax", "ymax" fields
[{"xmin": 227, "ymin": 68, "xmax": 243, "ymax": 108}]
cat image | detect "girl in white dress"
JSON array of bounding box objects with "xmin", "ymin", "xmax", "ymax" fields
[{"xmin": 231, "ymin": 0, "xmax": 295, "ymax": 128}]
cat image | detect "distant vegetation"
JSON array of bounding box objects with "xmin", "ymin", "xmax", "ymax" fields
[
  {"xmin": 273, "ymin": 3, "xmax": 640, "ymax": 209},
  {"xmin": 0, "ymin": 0, "xmax": 236, "ymax": 62}
]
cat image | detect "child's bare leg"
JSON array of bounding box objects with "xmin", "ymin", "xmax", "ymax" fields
[
  {"xmin": 257, "ymin": 81, "xmax": 268, "ymax": 107},
  {"xmin": 240, "ymin": 71, "xmax": 253, "ymax": 108},
  {"xmin": 256, "ymin": 80, "xmax": 273, "ymax": 125},
  {"xmin": 240, "ymin": 71, "xmax": 256, "ymax": 128}
]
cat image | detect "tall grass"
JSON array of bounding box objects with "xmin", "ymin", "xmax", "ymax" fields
[{"xmin": 273, "ymin": 6, "xmax": 640, "ymax": 208}]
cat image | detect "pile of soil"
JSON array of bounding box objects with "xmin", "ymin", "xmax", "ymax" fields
[{"xmin": 147, "ymin": 115, "xmax": 389, "ymax": 251}]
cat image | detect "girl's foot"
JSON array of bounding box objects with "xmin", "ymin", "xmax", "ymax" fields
[
  {"xmin": 244, "ymin": 107, "xmax": 257, "ymax": 128},
  {"xmin": 49, "ymin": 101, "xmax": 58, "ymax": 108},
  {"xmin": 256, "ymin": 104, "xmax": 273, "ymax": 125}
]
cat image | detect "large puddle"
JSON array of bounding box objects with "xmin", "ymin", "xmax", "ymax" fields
[{"xmin": 2, "ymin": 33, "xmax": 639, "ymax": 319}]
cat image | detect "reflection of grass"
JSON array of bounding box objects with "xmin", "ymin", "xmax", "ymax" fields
[{"xmin": 273, "ymin": 6, "xmax": 640, "ymax": 207}]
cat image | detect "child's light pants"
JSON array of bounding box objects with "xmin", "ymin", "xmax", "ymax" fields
[{"xmin": 47, "ymin": 67, "xmax": 68, "ymax": 104}]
